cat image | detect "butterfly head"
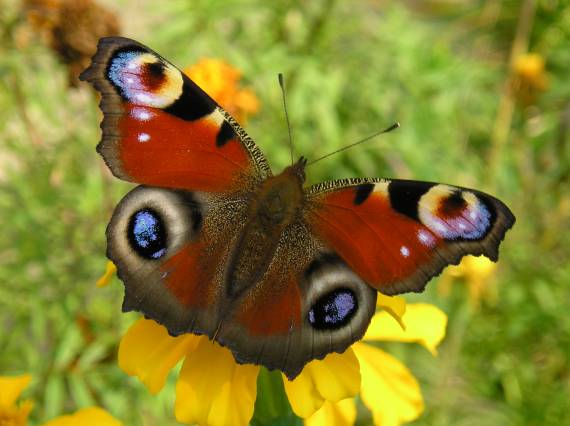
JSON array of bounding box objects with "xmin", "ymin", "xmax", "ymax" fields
[{"xmin": 283, "ymin": 156, "xmax": 307, "ymax": 184}]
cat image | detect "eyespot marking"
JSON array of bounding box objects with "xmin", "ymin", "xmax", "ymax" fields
[
  {"xmin": 107, "ymin": 49, "xmax": 183, "ymax": 109},
  {"xmin": 419, "ymin": 185, "xmax": 492, "ymax": 240},
  {"xmin": 144, "ymin": 60, "xmax": 166, "ymax": 88},
  {"xmin": 127, "ymin": 208, "xmax": 167, "ymax": 259},
  {"xmin": 308, "ymin": 288, "xmax": 358, "ymax": 330}
]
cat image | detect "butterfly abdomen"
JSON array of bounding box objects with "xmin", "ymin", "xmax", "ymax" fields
[{"xmin": 225, "ymin": 165, "xmax": 305, "ymax": 298}]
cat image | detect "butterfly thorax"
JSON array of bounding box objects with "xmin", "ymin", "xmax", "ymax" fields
[{"xmin": 225, "ymin": 159, "xmax": 307, "ymax": 297}]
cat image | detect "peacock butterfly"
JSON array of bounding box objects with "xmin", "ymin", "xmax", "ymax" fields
[{"xmin": 80, "ymin": 37, "xmax": 515, "ymax": 379}]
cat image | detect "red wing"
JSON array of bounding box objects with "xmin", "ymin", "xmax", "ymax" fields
[
  {"xmin": 80, "ymin": 37, "xmax": 271, "ymax": 192},
  {"xmin": 305, "ymin": 179, "xmax": 515, "ymax": 295}
]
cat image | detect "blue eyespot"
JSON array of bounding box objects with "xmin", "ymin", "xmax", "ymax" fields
[
  {"xmin": 127, "ymin": 209, "xmax": 167, "ymax": 260},
  {"xmin": 308, "ymin": 288, "xmax": 358, "ymax": 330}
]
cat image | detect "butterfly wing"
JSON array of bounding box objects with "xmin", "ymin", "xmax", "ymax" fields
[
  {"xmin": 304, "ymin": 178, "xmax": 515, "ymax": 295},
  {"xmin": 106, "ymin": 185, "xmax": 254, "ymax": 339},
  {"xmin": 80, "ymin": 37, "xmax": 271, "ymax": 192}
]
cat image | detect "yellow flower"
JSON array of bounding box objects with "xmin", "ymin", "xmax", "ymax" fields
[
  {"xmin": 0, "ymin": 374, "xmax": 121, "ymax": 426},
  {"xmin": 184, "ymin": 59, "xmax": 260, "ymax": 123},
  {"xmin": 101, "ymin": 261, "xmax": 406, "ymax": 425},
  {"xmin": 512, "ymin": 53, "xmax": 548, "ymax": 106},
  {"xmin": 438, "ymin": 255, "xmax": 498, "ymax": 308},
  {"xmin": 305, "ymin": 301, "xmax": 448, "ymax": 426},
  {"xmin": 0, "ymin": 375, "xmax": 33, "ymax": 426},
  {"xmin": 117, "ymin": 318, "xmax": 362, "ymax": 425}
]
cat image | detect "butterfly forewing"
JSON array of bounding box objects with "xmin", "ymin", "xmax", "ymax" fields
[
  {"xmin": 80, "ymin": 37, "xmax": 271, "ymax": 193},
  {"xmin": 305, "ymin": 178, "xmax": 515, "ymax": 295}
]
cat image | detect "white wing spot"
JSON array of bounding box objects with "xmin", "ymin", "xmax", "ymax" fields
[
  {"xmin": 418, "ymin": 230, "xmax": 436, "ymax": 247},
  {"xmin": 138, "ymin": 133, "xmax": 150, "ymax": 143},
  {"xmin": 132, "ymin": 108, "xmax": 152, "ymax": 121},
  {"xmin": 400, "ymin": 246, "xmax": 410, "ymax": 257},
  {"xmin": 470, "ymin": 210, "xmax": 478, "ymax": 220}
]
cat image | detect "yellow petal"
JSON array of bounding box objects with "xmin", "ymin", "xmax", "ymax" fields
[
  {"xmin": 43, "ymin": 407, "xmax": 122, "ymax": 426},
  {"xmin": 281, "ymin": 363, "xmax": 324, "ymax": 418},
  {"xmin": 304, "ymin": 399, "xmax": 356, "ymax": 426},
  {"xmin": 96, "ymin": 261, "xmax": 116, "ymax": 288},
  {"xmin": 0, "ymin": 400, "xmax": 33, "ymax": 426},
  {"xmin": 175, "ymin": 336, "xmax": 260, "ymax": 426},
  {"xmin": 353, "ymin": 343, "xmax": 424, "ymax": 426},
  {"xmin": 377, "ymin": 294, "xmax": 406, "ymax": 330},
  {"xmin": 283, "ymin": 349, "xmax": 360, "ymax": 418},
  {"xmin": 118, "ymin": 318, "xmax": 199, "ymax": 394},
  {"xmin": 363, "ymin": 303, "xmax": 447, "ymax": 356},
  {"xmin": 466, "ymin": 255, "xmax": 497, "ymax": 278},
  {"xmin": 0, "ymin": 374, "xmax": 31, "ymax": 408}
]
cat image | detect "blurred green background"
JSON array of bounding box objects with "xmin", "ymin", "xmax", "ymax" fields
[{"xmin": 1, "ymin": 0, "xmax": 569, "ymax": 425}]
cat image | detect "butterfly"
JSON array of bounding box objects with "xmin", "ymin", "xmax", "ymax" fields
[{"xmin": 80, "ymin": 37, "xmax": 515, "ymax": 379}]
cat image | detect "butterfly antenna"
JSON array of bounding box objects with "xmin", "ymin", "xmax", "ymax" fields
[
  {"xmin": 306, "ymin": 122, "xmax": 400, "ymax": 166},
  {"xmin": 278, "ymin": 73, "xmax": 294, "ymax": 165}
]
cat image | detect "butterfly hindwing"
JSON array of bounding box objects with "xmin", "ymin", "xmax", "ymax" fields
[
  {"xmin": 108, "ymin": 185, "xmax": 254, "ymax": 338},
  {"xmin": 305, "ymin": 178, "xmax": 515, "ymax": 295},
  {"xmin": 80, "ymin": 37, "xmax": 271, "ymax": 193}
]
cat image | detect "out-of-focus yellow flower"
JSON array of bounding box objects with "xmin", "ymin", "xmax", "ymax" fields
[
  {"xmin": 0, "ymin": 374, "xmax": 121, "ymax": 426},
  {"xmin": 101, "ymin": 263, "xmax": 409, "ymax": 425},
  {"xmin": 438, "ymin": 255, "xmax": 497, "ymax": 308},
  {"xmin": 43, "ymin": 407, "xmax": 122, "ymax": 426},
  {"xmin": 184, "ymin": 59, "xmax": 260, "ymax": 123},
  {"xmin": 512, "ymin": 53, "xmax": 548, "ymax": 106},
  {"xmin": 305, "ymin": 303, "xmax": 447, "ymax": 426},
  {"xmin": 0, "ymin": 374, "xmax": 33, "ymax": 426}
]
